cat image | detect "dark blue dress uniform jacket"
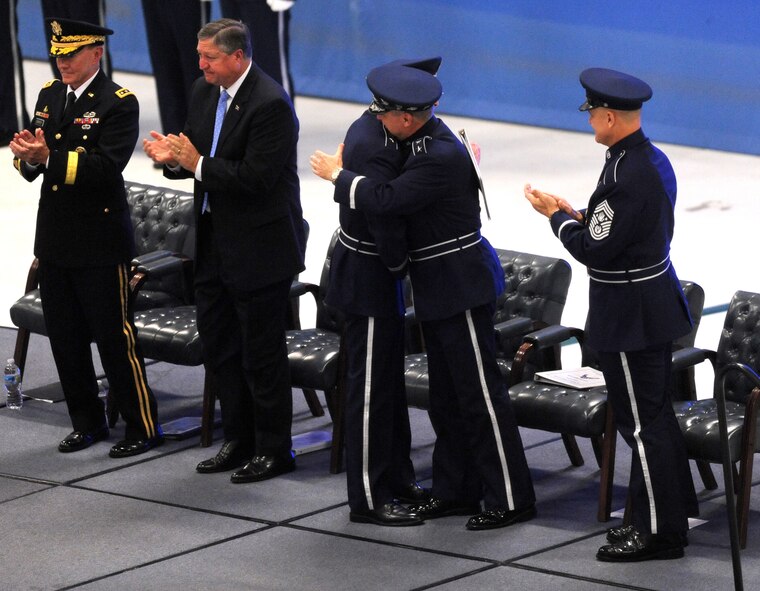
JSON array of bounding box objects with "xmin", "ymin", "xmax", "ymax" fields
[
  {"xmin": 550, "ymin": 128, "xmax": 692, "ymax": 352},
  {"xmin": 333, "ymin": 116, "xmax": 504, "ymax": 320},
  {"xmin": 325, "ymin": 110, "xmax": 406, "ymax": 318},
  {"xmin": 14, "ymin": 72, "xmax": 138, "ymax": 267}
]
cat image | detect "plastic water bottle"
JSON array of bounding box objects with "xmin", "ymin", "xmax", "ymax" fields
[{"xmin": 4, "ymin": 358, "xmax": 23, "ymax": 410}]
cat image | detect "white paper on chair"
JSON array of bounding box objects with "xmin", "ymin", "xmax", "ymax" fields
[{"xmin": 534, "ymin": 366, "xmax": 606, "ymax": 389}]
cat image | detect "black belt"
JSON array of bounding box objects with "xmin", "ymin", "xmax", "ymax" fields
[
  {"xmin": 408, "ymin": 231, "xmax": 481, "ymax": 262},
  {"xmin": 338, "ymin": 228, "xmax": 379, "ymax": 256},
  {"xmin": 588, "ymin": 256, "xmax": 671, "ymax": 284}
]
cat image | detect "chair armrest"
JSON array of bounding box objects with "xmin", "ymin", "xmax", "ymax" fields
[
  {"xmin": 671, "ymin": 346, "xmax": 716, "ymax": 372},
  {"xmin": 22, "ymin": 258, "xmax": 40, "ymax": 294},
  {"xmin": 289, "ymin": 281, "xmax": 320, "ymax": 304},
  {"xmin": 131, "ymin": 249, "xmax": 176, "ymax": 267},
  {"xmin": 509, "ymin": 324, "xmax": 584, "ymax": 386},
  {"xmin": 494, "ymin": 317, "xmax": 535, "ymax": 346}
]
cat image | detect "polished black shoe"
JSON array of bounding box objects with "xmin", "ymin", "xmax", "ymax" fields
[
  {"xmin": 58, "ymin": 425, "xmax": 109, "ymax": 453},
  {"xmin": 606, "ymin": 524, "xmax": 689, "ymax": 547},
  {"xmin": 466, "ymin": 505, "xmax": 537, "ymax": 531},
  {"xmin": 408, "ymin": 496, "xmax": 481, "ymax": 520},
  {"xmin": 394, "ymin": 482, "xmax": 431, "ymax": 504},
  {"xmin": 196, "ymin": 440, "xmax": 254, "ymax": 474},
  {"xmin": 350, "ymin": 502, "xmax": 424, "ymax": 527},
  {"xmin": 109, "ymin": 433, "xmax": 165, "ymax": 458},
  {"xmin": 597, "ymin": 529, "xmax": 685, "ymax": 562},
  {"xmin": 230, "ymin": 452, "xmax": 296, "ymax": 483}
]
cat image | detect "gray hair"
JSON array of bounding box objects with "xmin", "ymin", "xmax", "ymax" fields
[{"xmin": 198, "ymin": 18, "xmax": 252, "ymax": 58}]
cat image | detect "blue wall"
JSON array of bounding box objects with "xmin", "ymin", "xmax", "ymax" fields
[{"xmin": 18, "ymin": 0, "xmax": 760, "ymax": 155}]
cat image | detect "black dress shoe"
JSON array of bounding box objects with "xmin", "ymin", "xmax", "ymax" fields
[
  {"xmin": 109, "ymin": 433, "xmax": 165, "ymax": 458},
  {"xmin": 466, "ymin": 505, "xmax": 537, "ymax": 530},
  {"xmin": 408, "ymin": 496, "xmax": 481, "ymax": 519},
  {"xmin": 58, "ymin": 426, "xmax": 110, "ymax": 453},
  {"xmin": 606, "ymin": 524, "xmax": 689, "ymax": 547},
  {"xmin": 230, "ymin": 453, "xmax": 295, "ymax": 483},
  {"xmin": 597, "ymin": 529, "xmax": 685, "ymax": 562},
  {"xmin": 394, "ymin": 482, "xmax": 431, "ymax": 504},
  {"xmin": 196, "ymin": 440, "xmax": 254, "ymax": 474},
  {"xmin": 350, "ymin": 502, "xmax": 424, "ymax": 527}
]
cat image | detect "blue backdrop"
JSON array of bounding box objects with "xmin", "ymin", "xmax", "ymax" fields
[{"xmin": 17, "ymin": 0, "xmax": 760, "ymax": 155}]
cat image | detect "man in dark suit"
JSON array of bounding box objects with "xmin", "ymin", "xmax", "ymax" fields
[
  {"xmin": 311, "ymin": 61, "xmax": 536, "ymax": 531},
  {"xmin": 10, "ymin": 18, "xmax": 162, "ymax": 457},
  {"xmin": 220, "ymin": 0, "xmax": 295, "ymax": 97},
  {"xmin": 525, "ymin": 67, "xmax": 698, "ymax": 561},
  {"xmin": 141, "ymin": 0, "xmax": 211, "ymax": 137},
  {"xmin": 0, "ymin": 0, "xmax": 28, "ymax": 144},
  {"xmin": 143, "ymin": 18, "xmax": 306, "ymax": 483}
]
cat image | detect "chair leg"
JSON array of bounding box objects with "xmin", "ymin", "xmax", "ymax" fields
[
  {"xmin": 106, "ymin": 389, "xmax": 119, "ymax": 428},
  {"xmin": 597, "ymin": 409, "xmax": 617, "ymax": 522},
  {"xmin": 13, "ymin": 326, "xmax": 31, "ymax": 379},
  {"xmin": 695, "ymin": 459, "xmax": 718, "ymax": 490},
  {"xmin": 302, "ymin": 388, "xmax": 325, "ymax": 417},
  {"xmin": 328, "ymin": 385, "xmax": 345, "ymax": 474},
  {"xmin": 562, "ymin": 433, "xmax": 585, "ymax": 467},
  {"xmin": 736, "ymin": 451, "xmax": 755, "ymax": 549},
  {"xmin": 200, "ymin": 368, "xmax": 216, "ymax": 448}
]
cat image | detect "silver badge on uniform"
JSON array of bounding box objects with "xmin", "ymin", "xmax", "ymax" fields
[{"xmin": 589, "ymin": 199, "xmax": 614, "ymax": 240}]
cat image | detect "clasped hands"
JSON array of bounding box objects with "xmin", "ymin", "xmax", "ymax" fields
[
  {"xmin": 143, "ymin": 131, "xmax": 200, "ymax": 172},
  {"xmin": 9, "ymin": 128, "xmax": 50, "ymax": 166},
  {"xmin": 523, "ymin": 183, "xmax": 583, "ymax": 221}
]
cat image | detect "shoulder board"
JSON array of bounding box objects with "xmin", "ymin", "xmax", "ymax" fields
[
  {"xmin": 42, "ymin": 79, "xmax": 61, "ymax": 89},
  {"xmin": 115, "ymin": 88, "xmax": 134, "ymax": 99}
]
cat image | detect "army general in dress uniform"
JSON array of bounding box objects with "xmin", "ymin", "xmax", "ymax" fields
[
  {"xmin": 525, "ymin": 67, "xmax": 699, "ymax": 562},
  {"xmin": 9, "ymin": 18, "xmax": 163, "ymax": 458},
  {"xmin": 312, "ymin": 59, "xmax": 536, "ymax": 531}
]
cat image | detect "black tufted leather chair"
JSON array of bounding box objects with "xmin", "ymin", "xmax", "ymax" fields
[
  {"xmin": 284, "ymin": 229, "xmax": 345, "ymax": 472},
  {"xmin": 508, "ymin": 280, "xmax": 706, "ymax": 522},
  {"xmin": 10, "ymin": 181, "xmax": 197, "ymax": 383},
  {"xmin": 673, "ymin": 290, "xmax": 760, "ymax": 548},
  {"xmin": 404, "ymin": 249, "xmax": 573, "ymax": 410}
]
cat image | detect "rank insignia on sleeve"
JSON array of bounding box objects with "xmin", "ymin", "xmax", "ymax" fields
[
  {"xmin": 115, "ymin": 88, "xmax": 134, "ymax": 99},
  {"xmin": 589, "ymin": 199, "xmax": 614, "ymax": 240}
]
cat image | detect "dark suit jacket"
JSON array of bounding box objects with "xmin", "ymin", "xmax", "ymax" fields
[
  {"xmin": 14, "ymin": 71, "xmax": 138, "ymax": 267},
  {"xmin": 166, "ymin": 63, "xmax": 305, "ymax": 291}
]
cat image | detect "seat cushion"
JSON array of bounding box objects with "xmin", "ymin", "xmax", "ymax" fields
[
  {"xmin": 9, "ymin": 290, "xmax": 47, "ymax": 335},
  {"xmin": 133, "ymin": 305, "xmax": 203, "ymax": 366},
  {"xmin": 286, "ymin": 328, "xmax": 341, "ymax": 392},
  {"xmin": 508, "ymin": 381, "xmax": 608, "ymax": 437},
  {"xmin": 673, "ymin": 399, "xmax": 753, "ymax": 463}
]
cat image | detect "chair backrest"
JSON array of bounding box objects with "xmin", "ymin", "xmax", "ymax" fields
[
  {"xmin": 493, "ymin": 249, "xmax": 572, "ymax": 355},
  {"xmin": 315, "ymin": 228, "xmax": 345, "ymax": 332},
  {"xmin": 126, "ymin": 181, "xmax": 196, "ymax": 303},
  {"xmin": 716, "ymin": 290, "xmax": 760, "ymax": 404},
  {"xmin": 677, "ymin": 280, "xmax": 706, "ymax": 349}
]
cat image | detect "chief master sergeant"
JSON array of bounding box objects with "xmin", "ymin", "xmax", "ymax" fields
[
  {"xmin": 525, "ymin": 67, "xmax": 698, "ymax": 562},
  {"xmin": 9, "ymin": 18, "xmax": 162, "ymax": 458}
]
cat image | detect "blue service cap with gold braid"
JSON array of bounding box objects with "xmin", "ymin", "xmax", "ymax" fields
[
  {"xmin": 578, "ymin": 67, "xmax": 652, "ymax": 112},
  {"xmin": 367, "ymin": 60, "xmax": 443, "ymax": 114},
  {"xmin": 47, "ymin": 18, "xmax": 113, "ymax": 58}
]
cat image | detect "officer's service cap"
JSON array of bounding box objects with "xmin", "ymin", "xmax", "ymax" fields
[
  {"xmin": 578, "ymin": 67, "xmax": 652, "ymax": 112},
  {"xmin": 367, "ymin": 58, "xmax": 443, "ymax": 114},
  {"xmin": 46, "ymin": 18, "xmax": 113, "ymax": 59}
]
